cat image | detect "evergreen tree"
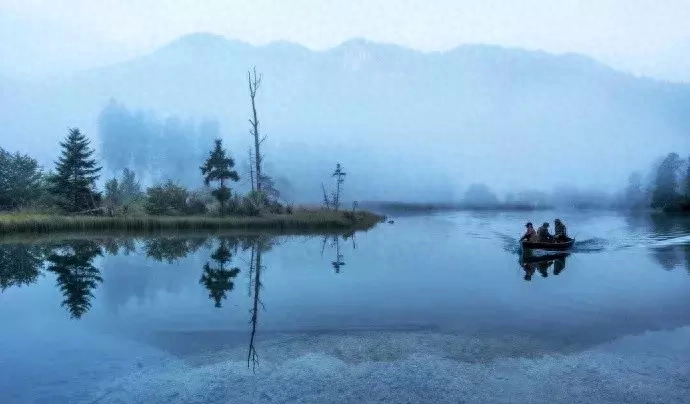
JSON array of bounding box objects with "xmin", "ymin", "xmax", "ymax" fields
[
  {"xmin": 199, "ymin": 238, "xmax": 240, "ymax": 307},
  {"xmin": 49, "ymin": 128, "xmax": 102, "ymax": 212},
  {"xmin": 0, "ymin": 148, "xmax": 44, "ymax": 210},
  {"xmin": 45, "ymin": 240, "xmax": 103, "ymax": 319},
  {"xmin": 120, "ymin": 168, "xmax": 143, "ymax": 203},
  {"xmin": 200, "ymin": 139, "xmax": 239, "ymax": 215},
  {"xmin": 651, "ymin": 152, "xmax": 682, "ymax": 210}
]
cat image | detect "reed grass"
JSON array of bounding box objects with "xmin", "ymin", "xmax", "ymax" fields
[{"xmin": 0, "ymin": 210, "xmax": 384, "ymax": 236}]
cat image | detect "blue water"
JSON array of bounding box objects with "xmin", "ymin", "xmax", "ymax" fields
[{"xmin": 1, "ymin": 211, "xmax": 689, "ymax": 403}]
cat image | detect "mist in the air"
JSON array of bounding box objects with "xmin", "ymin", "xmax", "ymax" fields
[{"xmin": 2, "ymin": 32, "xmax": 690, "ymax": 207}]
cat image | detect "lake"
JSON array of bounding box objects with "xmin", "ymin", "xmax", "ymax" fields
[{"xmin": 1, "ymin": 211, "xmax": 690, "ymax": 403}]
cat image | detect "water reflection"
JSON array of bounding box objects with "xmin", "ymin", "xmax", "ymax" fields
[
  {"xmin": 519, "ymin": 251, "xmax": 570, "ymax": 281},
  {"xmin": 144, "ymin": 237, "xmax": 210, "ymax": 264},
  {"xmin": 321, "ymin": 232, "xmax": 356, "ymax": 273},
  {"xmin": 199, "ymin": 238, "xmax": 241, "ymax": 308},
  {"xmin": 0, "ymin": 243, "xmax": 44, "ymax": 291},
  {"xmin": 247, "ymin": 236, "xmax": 274, "ymax": 371},
  {"xmin": 631, "ymin": 213, "xmax": 690, "ymax": 274},
  {"xmin": 45, "ymin": 240, "xmax": 104, "ymax": 319}
]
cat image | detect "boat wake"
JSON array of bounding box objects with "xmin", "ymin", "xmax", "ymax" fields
[
  {"xmin": 650, "ymin": 235, "xmax": 690, "ymax": 248},
  {"xmin": 571, "ymin": 238, "xmax": 607, "ymax": 253}
]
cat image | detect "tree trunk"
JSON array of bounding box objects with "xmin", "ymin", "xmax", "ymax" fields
[
  {"xmin": 248, "ymin": 68, "xmax": 263, "ymax": 193},
  {"xmin": 219, "ymin": 178, "xmax": 225, "ymax": 216},
  {"xmin": 248, "ymin": 147, "xmax": 255, "ymax": 192},
  {"xmin": 334, "ymin": 177, "xmax": 341, "ymax": 211}
]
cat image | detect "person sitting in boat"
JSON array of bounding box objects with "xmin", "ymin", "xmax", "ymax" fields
[
  {"xmin": 537, "ymin": 222, "xmax": 553, "ymax": 242},
  {"xmin": 520, "ymin": 222, "xmax": 538, "ymax": 242},
  {"xmin": 554, "ymin": 218, "xmax": 568, "ymax": 241}
]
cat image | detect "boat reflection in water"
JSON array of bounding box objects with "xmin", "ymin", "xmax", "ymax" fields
[{"xmin": 519, "ymin": 251, "xmax": 570, "ymax": 281}]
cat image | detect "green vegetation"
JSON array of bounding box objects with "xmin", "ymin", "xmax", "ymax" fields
[
  {"xmin": 647, "ymin": 152, "xmax": 690, "ymax": 213},
  {"xmin": 0, "ymin": 210, "xmax": 382, "ymax": 236},
  {"xmin": 0, "ymin": 69, "xmax": 382, "ymax": 234},
  {"xmin": 48, "ymin": 128, "xmax": 102, "ymax": 213},
  {"xmin": 0, "ymin": 147, "xmax": 45, "ymax": 211},
  {"xmin": 200, "ymin": 138, "xmax": 239, "ymax": 215}
]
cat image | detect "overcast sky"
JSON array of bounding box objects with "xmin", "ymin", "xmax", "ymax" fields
[{"xmin": 2, "ymin": 0, "xmax": 690, "ymax": 81}]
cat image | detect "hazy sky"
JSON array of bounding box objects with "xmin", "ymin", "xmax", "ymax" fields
[{"xmin": 2, "ymin": 0, "xmax": 690, "ymax": 80}]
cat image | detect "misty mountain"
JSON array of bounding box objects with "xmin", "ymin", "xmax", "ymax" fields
[{"xmin": 2, "ymin": 32, "xmax": 690, "ymax": 202}]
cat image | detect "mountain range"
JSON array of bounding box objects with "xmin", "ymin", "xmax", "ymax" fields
[{"xmin": 2, "ymin": 32, "xmax": 689, "ymax": 202}]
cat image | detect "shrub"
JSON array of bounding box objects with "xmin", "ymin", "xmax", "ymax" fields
[{"xmin": 144, "ymin": 180, "xmax": 190, "ymax": 215}]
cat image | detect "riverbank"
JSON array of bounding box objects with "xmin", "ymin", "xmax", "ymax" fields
[{"xmin": 0, "ymin": 210, "xmax": 384, "ymax": 236}]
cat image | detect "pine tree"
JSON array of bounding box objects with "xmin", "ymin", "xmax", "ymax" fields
[
  {"xmin": 49, "ymin": 128, "xmax": 102, "ymax": 212},
  {"xmin": 200, "ymin": 139, "xmax": 239, "ymax": 215},
  {"xmin": 651, "ymin": 152, "xmax": 682, "ymax": 210},
  {"xmin": 199, "ymin": 239, "xmax": 240, "ymax": 307},
  {"xmin": 46, "ymin": 240, "xmax": 103, "ymax": 319}
]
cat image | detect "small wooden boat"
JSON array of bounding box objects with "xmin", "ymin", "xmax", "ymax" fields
[{"xmin": 521, "ymin": 238, "xmax": 575, "ymax": 251}]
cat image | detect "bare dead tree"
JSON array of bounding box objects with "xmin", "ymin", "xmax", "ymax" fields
[
  {"xmin": 247, "ymin": 147, "xmax": 255, "ymax": 192},
  {"xmin": 247, "ymin": 243, "xmax": 255, "ymax": 297},
  {"xmin": 321, "ymin": 183, "xmax": 331, "ymax": 209},
  {"xmin": 248, "ymin": 67, "xmax": 265, "ymax": 193},
  {"xmin": 247, "ymin": 240, "xmax": 264, "ymax": 371}
]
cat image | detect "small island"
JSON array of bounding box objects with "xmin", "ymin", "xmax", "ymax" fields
[{"xmin": 0, "ymin": 70, "xmax": 382, "ymax": 236}]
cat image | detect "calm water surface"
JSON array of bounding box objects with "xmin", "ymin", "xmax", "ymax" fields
[{"xmin": 1, "ymin": 212, "xmax": 690, "ymax": 403}]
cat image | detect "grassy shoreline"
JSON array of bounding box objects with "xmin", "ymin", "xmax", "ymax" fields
[{"xmin": 0, "ymin": 210, "xmax": 384, "ymax": 236}]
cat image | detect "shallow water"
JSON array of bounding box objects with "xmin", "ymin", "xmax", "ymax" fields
[{"xmin": 1, "ymin": 211, "xmax": 690, "ymax": 403}]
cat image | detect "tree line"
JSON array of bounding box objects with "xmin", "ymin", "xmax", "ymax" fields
[{"xmin": 0, "ymin": 68, "xmax": 353, "ymax": 216}]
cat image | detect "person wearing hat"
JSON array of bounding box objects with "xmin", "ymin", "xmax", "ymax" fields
[
  {"xmin": 554, "ymin": 218, "xmax": 568, "ymax": 241},
  {"xmin": 537, "ymin": 222, "xmax": 553, "ymax": 242},
  {"xmin": 520, "ymin": 222, "xmax": 538, "ymax": 242}
]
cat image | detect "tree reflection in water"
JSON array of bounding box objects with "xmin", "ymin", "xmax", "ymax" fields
[
  {"xmin": 199, "ymin": 238, "xmax": 241, "ymax": 308},
  {"xmin": 246, "ymin": 236, "xmax": 275, "ymax": 372},
  {"xmin": 321, "ymin": 231, "xmax": 356, "ymax": 274},
  {"xmin": 0, "ymin": 243, "xmax": 45, "ymax": 292},
  {"xmin": 1, "ymin": 232, "xmax": 368, "ymax": 370},
  {"xmin": 45, "ymin": 240, "xmax": 103, "ymax": 319},
  {"xmin": 144, "ymin": 237, "xmax": 209, "ymax": 264}
]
